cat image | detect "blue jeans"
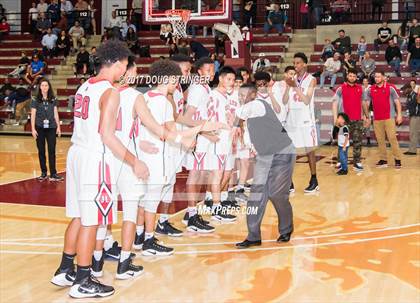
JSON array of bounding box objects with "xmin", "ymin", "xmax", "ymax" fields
[
  {"xmin": 389, "ymin": 58, "xmax": 401, "ymax": 74},
  {"xmin": 313, "ymin": 7, "xmax": 323, "ymax": 25},
  {"xmin": 263, "ymin": 22, "xmax": 284, "ymax": 34},
  {"xmin": 410, "ymin": 59, "xmax": 420, "ymax": 74},
  {"xmin": 320, "ymin": 71, "xmax": 337, "ymax": 88},
  {"xmin": 338, "ymin": 146, "xmax": 349, "ymax": 171}
]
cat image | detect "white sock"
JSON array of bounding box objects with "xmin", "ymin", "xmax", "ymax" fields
[
  {"xmin": 205, "ymin": 191, "xmax": 212, "ymax": 200},
  {"xmin": 93, "ymin": 250, "xmax": 103, "ymax": 261},
  {"xmin": 221, "ymin": 191, "xmax": 228, "ymax": 201},
  {"xmin": 159, "ymin": 214, "xmax": 169, "ymax": 223},
  {"xmin": 120, "ymin": 250, "xmax": 131, "ymax": 263},
  {"xmin": 104, "ymin": 234, "xmax": 114, "ymax": 251},
  {"xmin": 145, "ymin": 232, "xmax": 154, "ymax": 240},
  {"xmin": 188, "ymin": 207, "xmax": 197, "ymax": 217},
  {"xmin": 136, "ymin": 225, "xmax": 144, "ymax": 236}
]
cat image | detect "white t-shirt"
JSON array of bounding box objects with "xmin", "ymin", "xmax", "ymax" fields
[
  {"xmin": 324, "ymin": 58, "xmax": 341, "ymax": 73},
  {"xmin": 37, "ymin": 3, "xmax": 48, "ymax": 13},
  {"xmin": 139, "ymin": 90, "xmax": 176, "ymax": 183},
  {"xmin": 186, "ymin": 83, "xmax": 212, "ymax": 153},
  {"xmin": 29, "ymin": 8, "xmax": 38, "ymax": 21}
]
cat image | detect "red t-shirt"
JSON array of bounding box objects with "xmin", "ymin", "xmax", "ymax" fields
[
  {"xmin": 0, "ymin": 22, "xmax": 10, "ymax": 33},
  {"xmin": 335, "ymin": 82, "xmax": 363, "ymax": 121},
  {"xmin": 365, "ymin": 83, "xmax": 399, "ymax": 121}
]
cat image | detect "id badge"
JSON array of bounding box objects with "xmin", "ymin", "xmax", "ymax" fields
[{"xmin": 43, "ymin": 119, "xmax": 50, "ymax": 129}]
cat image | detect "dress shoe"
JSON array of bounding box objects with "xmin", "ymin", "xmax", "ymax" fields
[
  {"xmin": 277, "ymin": 231, "xmax": 293, "ymax": 243},
  {"xmin": 236, "ymin": 239, "xmax": 262, "ymax": 249}
]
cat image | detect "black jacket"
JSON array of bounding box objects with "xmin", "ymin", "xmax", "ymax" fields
[
  {"xmin": 407, "ymin": 91, "xmax": 420, "ymax": 117},
  {"xmin": 385, "ymin": 46, "xmax": 402, "ymax": 63}
]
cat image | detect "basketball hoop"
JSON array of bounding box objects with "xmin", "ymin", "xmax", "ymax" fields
[{"xmin": 165, "ymin": 9, "xmax": 191, "ymax": 39}]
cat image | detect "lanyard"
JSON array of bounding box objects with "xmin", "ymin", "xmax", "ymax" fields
[{"xmin": 296, "ymin": 72, "xmax": 308, "ymax": 88}]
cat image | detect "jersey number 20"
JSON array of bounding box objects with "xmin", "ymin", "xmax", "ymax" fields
[{"xmin": 74, "ymin": 94, "xmax": 90, "ymax": 120}]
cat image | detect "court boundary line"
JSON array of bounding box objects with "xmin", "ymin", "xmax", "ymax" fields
[
  {"xmin": 1, "ymin": 231, "xmax": 418, "ymax": 256},
  {"xmin": 0, "ymin": 170, "xmax": 66, "ymax": 186},
  {"xmin": 1, "ymin": 223, "xmax": 419, "ymax": 247}
]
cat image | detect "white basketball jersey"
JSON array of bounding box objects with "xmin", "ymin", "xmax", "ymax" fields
[
  {"xmin": 286, "ymin": 72, "xmax": 316, "ymax": 127},
  {"xmin": 115, "ymin": 87, "xmax": 141, "ymax": 158},
  {"xmin": 173, "ymin": 84, "xmax": 185, "ymax": 115},
  {"xmin": 271, "ymin": 80, "xmax": 288, "ymax": 124},
  {"xmin": 71, "ymin": 78, "xmax": 114, "ymax": 153},
  {"xmin": 208, "ymin": 89, "xmax": 231, "ymax": 155},
  {"xmin": 139, "ymin": 90, "xmax": 176, "ymax": 182}
]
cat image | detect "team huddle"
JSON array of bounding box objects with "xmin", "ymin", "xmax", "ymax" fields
[{"xmin": 50, "ymin": 40, "xmax": 320, "ymax": 298}]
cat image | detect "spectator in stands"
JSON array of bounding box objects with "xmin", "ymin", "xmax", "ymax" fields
[
  {"xmin": 48, "ymin": 0, "xmax": 60, "ymax": 25},
  {"xmin": 263, "ymin": 3, "xmax": 287, "ymax": 36},
  {"xmin": 69, "ymin": 20, "xmax": 86, "ymax": 52},
  {"xmin": 37, "ymin": 0, "xmax": 49, "ymax": 14},
  {"xmin": 0, "ymin": 4, "xmax": 5, "ymax": 19},
  {"xmin": 374, "ymin": 21, "xmax": 392, "ymax": 53},
  {"xmin": 190, "ymin": 40, "xmax": 210, "ymax": 61},
  {"xmin": 131, "ymin": 0, "xmax": 142, "ymax": 32},
  {"xmin": 385, "ymin": 40, "xmax": 402, "ymax": 77},
  {"xmin": 36, "ymin": 12, "xmax": 51, "ymax": 40},
  {"xmin": 53, "ymin": 12, "xmax": 68, "ymax": 36},
  {"xmin": 331, "ymin": 0, "xmax": 350, "ymax": 23},
  {"xmin": 23, "ymin": 54, "xmax": 45, "ymax": 87},
  {"xmin": 409, "ymin": 18, "xmax": 420, "ymax": 50},
  {"xmin": 397, "ymin": 20, "xmax": 411, "ymax": 51},
  {"xmin": 74, "ymin": 0, "xmax": 90, "ymax": 31},
  {"xmin": 333, "ymin": 30, "xmax": 351, "ymax": 55},
  {"xmin": 178, "ymin": 39, "xmax": 190, "ymax": 56},
  {"xmin": 320, "ymin": 52, "xmax": 341, "ymax": 89},
  {"xmin": 0, "ymin": 78, "xmax": 15, "ymax": 104},
  {"xmin": 121, "ymin": 19, "xmax": 136, "ymax": 40},
  {"xmin": 253, "ymin": 53, "xmax": 271, "ymax": 73},
  {"xmin": 406, "ymin": 37, "xmax": 420, "ymax": 77},
  {"xmin": 321, "ymin": 38, "xmax": 335, "ymax": 61},
  {"xmin": 30, "ymin": 78, "xmax": 63, "ymax": 182},
  {"xmin": 342, "ymin": 52, "xmax": 356, "ymax": 79},
  {"xmin": 211, "ymin": 53, "xmax": 221, "ymax": 75},
  {"xmin": 73, "ymin": 46, "xmax": 90, "ymax": 77},
  {"xmin": 371, "ymin": 0, "xmax": 385, "ymax": 21},
  {"xmin": 88, "ymin": 0, "xmax": 97, "ymax": 34},
  {"xmin": 403, "ymin": 81, "xmax": 420, "ymax": 155},
  {"xmin": 88, "ymin": 47, "xmax": 98, "ymax": 75},
  {"xmin": 310, "ymin": 0, "xmax": 323, "ymax": 26},
  {"xmin": 160, "ymin": 24, "xmax": 174, "ymax": 45},
  {"xmin": 126, "ymin": 27, "xmax": 137, "ymax": 53},
  {"xmin": 410, "ymin": 79, "xmax": 419, "ymax": 93},
  {"xmin": 360, "ymin": 52, "xmax": 376, "ymax": 83},
  {"xmin": 169, "ymin": 43, "xmax": 178, "ymax": 57},
  {"xmin": 0, "ymin": 17, "xmax": 10, "ymax": 42},
  {"xmin": 8, "ymin": 52, "xmax": 31, "ymax": 78},
  {"xmin": 41, "ymin": 28, "xmax": 58, "ymax": 59},
  {"xmin": 60, "ymin": 0, "xmax": 74, "ymax": 27},
  {"xmin": 238, "ymin": 67, "xmax": 251, "ymax": 84},
  {"xmin": 300, "ymin": 1, "xmax": 310, "ymax": 29},
  {"xmin": 215, "ymin": 32, "xmax": 227, "ymax": 55},
  {"xmin": 7, "ymin": 86, "xmax": 31, "ymax": 121},
  {"xmin": 243, "ymin": 1, "xmax": 257, "ymax": 28},
  {"xmin": 404, "ymin": 0, "xmax": 416, "ymax": 21},
  {"xmin": 56, "ymin": 30, "xmax": 70, "ymax": 57},
  {"xmin": 28, "ymin": 3, "xmax": 39, "ymax": 35},
  {"xmin": 107, "ymin": 10, "xmax": 123, "ymax": 39},
  {"xmin": 232, "ymin": 0, "xmax": 241, "ymax": 23},
  {"xmin": 357, "ymin": 36, "xmax": 368, "ymax": 63}
]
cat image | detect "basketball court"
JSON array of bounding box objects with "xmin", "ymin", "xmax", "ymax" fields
[{"xmin": 1, "ymin": 136, "xmax": 419, "ymax": 302}]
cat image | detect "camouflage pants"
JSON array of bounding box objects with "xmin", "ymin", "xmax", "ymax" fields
[{"xmin": 349, "ymin": 120, "xmax": 364, "ymax": 163}]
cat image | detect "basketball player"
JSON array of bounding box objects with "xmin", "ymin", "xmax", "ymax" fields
[
  {"xmin": 178, "ymin": 57, "xmax": 219, "ymax": 233},
  {"xmin": 272, "ymin": 66, "xmax": 296, "ymax": 126},
  {"xmin": 154, "ymin": 54, "xmax": 192, "ymax": 237},
  {"xmin": 283, "ymin": 53, "xmax": 319, "ymax": 193},
  {"xmin": 204, "ymin": 66, "xmax": 238, "ymax": 222},
  {"xmin": 51, "ymin": 40, "xmax": 147, "ymax": 298}
]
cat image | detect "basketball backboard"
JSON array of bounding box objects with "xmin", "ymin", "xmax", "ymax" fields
[{"xmin": 143, "ymin": 0, "xmax": 232, "ymax": 24}]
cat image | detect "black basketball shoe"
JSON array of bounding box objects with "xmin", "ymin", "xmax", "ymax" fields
[
  {"xmin": 69, "ymin": 275, "xmax": 115, "ymax": 299},
  {"xmin": 116, "ymin": 258, "xmax": 144, "ymax": 280},
  {"xmin": 155, "ymin": 220, "xmax": 183, "ymax": 237},
  {"xmin": 304, "ymin": 177, "xmax": 319, "ymax": 193},
  {"xmin": 50, "ymin": 265, "xmax": 76, "ymax": 287},
  {"xmin": 91, "ymin": 254, "xmax": 104, "ymax": 278},
  {"xmin": 211, "ymin": 206, "xmax": 237, "ymax": 223},
  {"xmin": 142, "ymin": 236, "xmax": 174, "ymax": 256},
  {"xmin": 37, "ymin": 172, "xmax": 48, "ymax": 181},
  {"xmin": 187, "ymin": 214, "xmax": 215, "ymax": 233},
  {"xmin": 133, "ymin": 232, "xmax": 145, "ymax": 250},
  {"xmin": 182, "ymin": 212, "xmax": 210, "ymax": 226}
]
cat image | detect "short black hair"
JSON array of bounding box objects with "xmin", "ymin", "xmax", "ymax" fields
[
  {"xmin": 170, "ymin": 54, "xmax": 191, "ymax": 63},
  {"xmin": 284, "ymin": 65, "xmax": 295, "ymax": 73},
  {"xmin": 338, "ymin": 29, "xmax": 345, "ymax": 33},
  {"xmin": 375, "ymin": 71, "xmax": 385, "ymax": 76},
  {"xmin": 294, "ymin": 52, "xmax": 308, "ymax": 64},
  {"xmin": 97, "ymin": 39, "xmax": 132, "ymax": 67},
  {"xmin": 347, "ymin": 68, "xmax": 357, "ymax": 75},
  {"xmin": 219, "ymin": 66, "xmax": 236, "ymax": 77},
  {"xmin": 254, "ymin": 71, "xmax": 271, "ymax": 82},
  {"xmin": 195, "ymin": 57, "xmax": 214, "ymax": 70},
  {"xmin": 235, "ymin": 74, "xmax": 244, "ymax": 81},
  {"xmin": 337, "ymin": 112, "xmax": 350, "ymax": 124},
  {"xmin": 240, "ymin": 83, "xmax": 257, "ymax": 92},
  {"xmin": 149, "ymin": 59, "xmax": 182, "ymax": 83},
  {"xmin": 237, "ymin": 66, "xmax": 250, "ymax": 74}
]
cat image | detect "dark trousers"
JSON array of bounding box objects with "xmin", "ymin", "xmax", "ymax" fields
[
  {"xmin": 372, "ymin": 4, "xmax": 383, "ymax": 20},
  {"xmin": 36, "ymin": 127, "xmax": 57, "ymax": 175},
  {"xmin": 246, "ymin": 152, "xmax": 295, "ymax": 241}
]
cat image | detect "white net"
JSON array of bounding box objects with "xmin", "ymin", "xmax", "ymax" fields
[{"xmin": 165, "ymin": 10, "xmax": 191, "ymax": 39}]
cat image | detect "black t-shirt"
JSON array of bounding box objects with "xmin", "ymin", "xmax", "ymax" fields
[
  {"xmin": 409, "ymin": 45, "xmax": 420, "ymax": 60},
  {"xmin": 31, "ymin": 97, "xmax": 58, "ymax": 128},
  {"xmin": 377, "ymin": 27, "xmax": 392, "ymax": 40},
  {"xmin": 76, "ymin": 51, "xmax": 90, "ymax": 64}
]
